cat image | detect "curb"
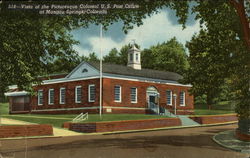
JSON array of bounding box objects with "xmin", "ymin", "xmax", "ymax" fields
[
  {"xmin": 212, "ymin": 130, "xmax": 250, "ymax": 153},
  {"xmin": 0, "ymin": 121, "xmax": 238, "ymax": 140},
  {"xmin": 101, "ymin": 121, "xmax": 237, "ymax": 135}
]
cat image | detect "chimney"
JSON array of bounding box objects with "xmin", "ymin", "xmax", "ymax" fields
[{"xmin": 127, "ymin": 44, "xmax": 141, "ymax": 70}]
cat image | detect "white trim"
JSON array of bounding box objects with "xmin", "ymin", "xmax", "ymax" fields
[
  {"xmin": 8, "ymin": 69, "xmax": 192, "ymax": 87},
  {"xmin": 88, "ymin": 84, "xmax": 95, "ymax": 102},
  {"xmin": 37, "ymin": 90, "xmax": 43, "ymax": 106},
  {"xmin": 43, "ymin": 76, "xmax": 99, "ymax": 85},
  {"xmin": 59, "ymin": 87, "xmax": 66, "ymax": 104},
  {"xmin": 4, "ymin": 91, "xmax": 29, "ymax": 97},
  {"xmin": 31, "ymin": 106, "xmax": 147, "ymax": 112},
  {"xmin": 48, "ymin": 89, "xmax": 54, "ymax": 105},
  {"xmin": 166, "ymin": 90, "xmax": 173, "ymax": 106},
  {"xmin": 103, "ymin": 73, "xmax": 192, "ymax": 87},
  {"xmin": 103, "ymin": 106, "xmax": 147, "ymax": 110},
  {"xmin": 8, "ymin": 85, "xmax": 18, "ymax": 90},
  {"xmin": 75, "ymin": 86, "xmax": 82, "ymax": 103},
  {"xmin": 32, "ymin": 106, "xmax": 99, "ymax": 112},
  {"xmin": 180, "ymin": 91, "xmax": 186, "ymax": 106},
  {"xmin": 130, "ymin": 87, "xmax": 137, "ymax": 103},
  {"xmin": 32, "ymin": 73, "xmax": 191, "ymax": 88},
  {"xmin": 114, "ymin": 85, "xmax": 121, "ymax": 102},
  {"xmin": 66, "ymin": 61, "xmax": 99, "ymax": 78}
]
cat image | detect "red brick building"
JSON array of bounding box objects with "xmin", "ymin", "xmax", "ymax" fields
[{"xmin": 5, "ymin": 45, "xmax": 194, "ymax": 115}]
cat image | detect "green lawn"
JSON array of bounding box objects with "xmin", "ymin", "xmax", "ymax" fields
[
  {"xmin": 1, "ymin": 102, "xmax": 168, "ymax": 127},
  {"xmin": 1, "ymin": 101, "xmax": 237, "ymax": 127},
  {"xmin": 194, "ymin": 109, "xmax": 235, "ymax": 115},
  {"xmin": 0, "ymin": 102, "xmax": 9, "ymax": 115},
  {"xmin": 2, "ymin": 114, "xmax": 169, "ymax": 128},
  {"xmin": 194, "ymin": 100, "xmax": 236, "ymax": 115}
]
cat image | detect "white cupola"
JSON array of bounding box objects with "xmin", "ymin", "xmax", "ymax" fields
[{"xmin": 127, "ymin": 44, "xmax": 141, "ymax": 70}]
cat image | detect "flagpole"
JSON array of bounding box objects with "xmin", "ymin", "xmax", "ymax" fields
[{"xmin": 99, "ymin": 24, "xmax": 103, "ymax": 119}]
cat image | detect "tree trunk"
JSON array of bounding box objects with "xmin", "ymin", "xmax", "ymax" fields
[
  {"xmin": 230, "ymin": 0, "xmax": 250, "ymax": 50},
  {"xmin": 206, "ymin": 94, "xmax": 213, "ymax": 110}
]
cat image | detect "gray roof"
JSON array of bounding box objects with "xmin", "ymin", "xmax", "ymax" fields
[{"xmin": 88, "ymin": 62, "xmax": 183, "ymax": 81}]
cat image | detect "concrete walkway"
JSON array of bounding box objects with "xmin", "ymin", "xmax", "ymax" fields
[
  {"xmin": 178, "ymin": 115, "xmax": 200, "ymax": 126},
  {"xmin": 1, "ymin": 118, "xmax": 82, "ymax": 137}
]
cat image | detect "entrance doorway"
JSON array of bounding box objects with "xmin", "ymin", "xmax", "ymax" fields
[{"xmin": 146, "ymin": 86, "xmax": 160, "ymax": 114}]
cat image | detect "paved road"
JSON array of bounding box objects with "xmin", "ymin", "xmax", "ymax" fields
[{"xmin": 0, "ymin": 124, "xmax": 249, "ymax": 158}]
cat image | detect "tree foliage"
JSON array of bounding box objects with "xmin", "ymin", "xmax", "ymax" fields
[
  {"xmin": 103, "ymin": 44, "xmax": 139, "ymax": 65},
  {"xmin": 142, "ymin": 37, "xmax": 189, "ymax": 75},
  {"xmin": 184, "ymin": 29, "xmax": 232, "ymax": 108},
  {"xmin": 176, "ymin": 0, "xmax": 250, "ymax": 118}
]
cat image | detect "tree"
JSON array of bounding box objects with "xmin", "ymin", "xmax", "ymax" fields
[
  {"xmin": 141, "ymin": 49, "xmax": 154, "ymax": 69},
  {"xmin": 103, "ymin": 48, "xmax": 120, "ymax": 64},
  {"xmin": 0, "ymin": 5, "xmax": 81, "ymax": 95},
  {"xmin": 143, "ymin": 38, "xmax": 189, "ymax": 75},
  {"xmin": 46, "ymin": 55, "xmax": 82, "ymax": 74},
  {"xmin": 86, "ymin": 52, "xmax": 99, "ymax": 62},
  {"xmin": 184, "ymin": 29, "xmax": 232, "ymax": 109},
  {"xmin": 103, "ymin": 43, "xmax": 140, "ymax": 65},
  {"xmin": 175, "ymin": 1, "xmax": 250, "ymax": 119}
]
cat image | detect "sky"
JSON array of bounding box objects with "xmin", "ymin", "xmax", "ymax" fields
[{"xmin": 71, "ymin": 7, "xmax": 201, "ymax": 57}]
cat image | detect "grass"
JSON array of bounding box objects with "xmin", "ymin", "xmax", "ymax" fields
[
  {"xmin": 0, "ymin": 102, "xmax": 168, "ymax": 127},
  {"xmin": 194, "ymin": 100, "xmax": 236, "ymax": 115},
  {"xmin": 0, "ymin": 102, "xmax": 10, "ymax": 115},
  {"xmin": 2, "ymin": 114, "xmax": 169, "ymax": 128},
  {"xmin": 1, "ymin": 100, "xmax": 237, "ymax": 127},
  {"xmin": 194, "ymin": 109, "xmax": 235, "ymax": 115}
]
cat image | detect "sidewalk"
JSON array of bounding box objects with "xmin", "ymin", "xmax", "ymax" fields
[
  {"xmin": 1, "ymin": 118, "xmax": 82, "ymax": 137},
  {"xmin": 213, "ymin": 130, "xmax": 250, "ymax": 153}
]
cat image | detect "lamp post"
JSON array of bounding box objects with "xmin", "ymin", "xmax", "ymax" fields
[{"xmin": 173, "ymin": 93, "xmax": 177, "ymax": 115}]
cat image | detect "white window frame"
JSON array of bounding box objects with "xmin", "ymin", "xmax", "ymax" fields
[
  {"xmin": 48, "ymin": 89, "xmax": 54, "ymax": 105},
  {"xmin": 114, "ymin": 85, "xmax": 121, "ymax": 102},
  {"xmin": 166, "ymin": 90, "xmax": 172, "ymax": 106},
  {"xmin": 136, "ymin": 53, "xmax": 138, "ymax": 61},
  {"xmin": 180, "ymin": 91, "xmax": 186, "ymax": 106},
  {"xmin": 37, "ymin": 90, "xmax": 43, "ymax": 106},
  {"xmin": 60, "ymin": 87, "xmax": 66, "ymax": 104},
  {"xmin": 88, "ymin": 84, "xmax": 95, "ymax": 102},
  {"xmin": 130, "ymin": 53, "xmax": 133, "ymax": 61},
  {"xmin": 75, "ymin": 86, "xmax": 82, "ymax": 103},
  {"xmin": 130, "ymin": 87, "xmax": 137, "ymax": 103}
]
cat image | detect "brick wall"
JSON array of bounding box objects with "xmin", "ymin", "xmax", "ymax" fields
[
  {"xmin": 103, "ymin": 78, "xmax": 194, "ymax": 111},
  {"xmin": 235, "ymin": 129, "xmax": 250, "ymax": 142},
  {"xmin": 189, "ymin": 114, "xmax": 237, "ymax": 124},
  {"xmin": 0, "ymin": 124, "xmax": 53, "ymax": 138},
  {"xmin": 31, "ymin": 79, "xmax": 100, "ymax": 111},
  {"xmin": 27, "ymin": 77, "xmax": 193, "ymax": 114},
  {"xmin": 68, "ymin": 118, "xmax": 181, "ymax": 133}
]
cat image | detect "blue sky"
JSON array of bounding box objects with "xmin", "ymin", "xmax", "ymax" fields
[{"xmin": 71, "ymin": 7, "xmax": 201, "ymax": 57}]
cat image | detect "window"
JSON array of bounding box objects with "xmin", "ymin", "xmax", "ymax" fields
[
  {"xmin": 88, "ymin": 84, "xmax": 95, "ymax": 102},
  {"xmin": 60, "ymin": 88, "xmax": 66, "ymax": 104},
  {"xmin": 130, "ymin": 53, "xmax": 133, "ymax": 61},
  {"xmin": 180, "ymin": 91, "xmax": 186, "ymax": 106},
  {"xmin": 114, "ymin": 85, "xmax": 121, "ymax": 102},
  {"xmin": 130, "ymin": 87, "xmax": 137, "ymax": 103},
  {"xmin": 38, "ymin": 90, "xmax": 43, "ymax": 105},
  {"xmin": 75, "ymin": 86, "xmax": 82, "ymax": 103},
  {"xmin": 166, "ymin": 90, "xmax": 172, "ymax": 105},
  {"xmin": 136, "ymin": 53, "xmax": 138, "ymax": 61},
  {"xmin": 48, "ymin": 89, "xmax": 54, "ymax": 105}
]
